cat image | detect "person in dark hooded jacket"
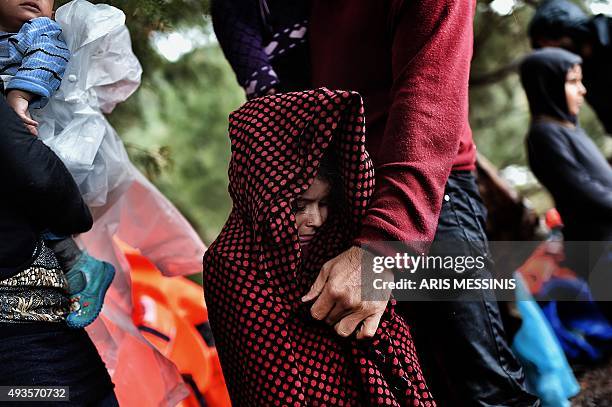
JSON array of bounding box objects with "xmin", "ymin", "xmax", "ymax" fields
[
  {"xmin": 529, "ymin": 0, "xmax": 612, "ymax": 135},
  {"xmin": 520, "ymin": 48, "xmax": 612, "ymax": 275}
]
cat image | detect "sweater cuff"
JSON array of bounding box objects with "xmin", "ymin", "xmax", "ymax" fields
[
  {"xmin": 6, "ymin": 78, "xmax": 50, "ymax": 109},
  {"xmin": 243, "ymin": 65, "xmax": 280, "ymax": 99},
  {"xmin": 354, "ymin": 225, "xmax": 431, "ymax": 258}
]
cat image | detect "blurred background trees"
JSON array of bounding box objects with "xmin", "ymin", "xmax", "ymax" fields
[{"xmin": 70, "ymin": 0, "xmax": 612, "ymax": 243}]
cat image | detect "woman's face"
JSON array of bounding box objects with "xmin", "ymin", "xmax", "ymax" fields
[
  {"xmin": 294, "ymin": 177, "xmax": 330, "ymax": 247},
  {"xmin": 565, "ymin": 64, "xmax": 587, "ymax": 117}
]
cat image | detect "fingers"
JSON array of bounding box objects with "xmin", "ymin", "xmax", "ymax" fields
[
  {"xmin": 17, "ymin": 112, "xmax": 39, "ymax": 136},
  {"xmin": 20, "ymin": 114, "xmax": 38, "ymax": 127},
  {"xmin": 356, "ymin": 311, "xmax": 384, "ymax": 340},
  {"xmin": 309, "ymin": 286, "xmax": 335, "ymax": 321},
  {"xmin": 334, "ymin": 311, "xmax": 365, "ymax": 337},
  {"xmin": 302, "ymin": 263, "xmax": 330, "ymax": 302},
  {"xmin": 323, "ymin": 282, "xmax": 361, "ymax": 324},
  {"xmin": 26, "ymin": 124, "xmax": 38, "ymax": 136},
  {"xmin": 325, "ymin": 302, "xmax": 352, "ymax": 326},
  {"xmin": 303, "ymin": 246, "xmax": 388, "ymax": 340}
]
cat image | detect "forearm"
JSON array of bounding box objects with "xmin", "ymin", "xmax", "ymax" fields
[
  {"xmin": 530, "ymin": 132, "xmax": 612, "ymax": 214},
  {"xmin": 356, "ymin": 0, "xmax": 476, "ymax": 247},
  {"xmin": 8, "ymin": 17, "xmax": 70, "ymax": 108},
  {"xmin": 561, "ymin": 170, "xmax": 612, "ymax": 213},
  {"xmin": 211, "ymin": 0, "xmax": 279, "ymax": 97},
  {"xmin": 6, "ymin": 76, "xmax": 54, "ymax": 108}
]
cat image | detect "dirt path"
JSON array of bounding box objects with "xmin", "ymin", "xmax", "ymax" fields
[{"xmin": 571, "ymin": 359, "xmax": 612, "ymax": 406}]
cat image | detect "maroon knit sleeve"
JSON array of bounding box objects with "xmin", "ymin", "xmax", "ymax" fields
[{"xmin": 354, "ymin": 0, "xmax": 476, "ymax": 251}]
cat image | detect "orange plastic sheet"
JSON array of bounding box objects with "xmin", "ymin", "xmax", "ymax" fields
[
  {"xmin": 79, "ymin": 168, "xmax": 211, "ymax": 406},
  {"xmin": 128, "ymin": 252, "xmax": 230, "ymax": 406}
]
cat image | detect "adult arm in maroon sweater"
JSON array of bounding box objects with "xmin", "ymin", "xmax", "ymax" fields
[{"xmin": 303, "ymin": 0, "xmax": 476, "ymax": 338}]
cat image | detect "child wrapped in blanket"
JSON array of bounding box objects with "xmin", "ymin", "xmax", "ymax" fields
[{"xmin": 0, "ymin": 0, "xmax": 115, "ymax": 328}]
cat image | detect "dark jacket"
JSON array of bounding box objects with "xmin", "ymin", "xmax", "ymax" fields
[
  {"xmin": 0, "ymin": 95, "xmax": 92, "ymax": 279},
  {"xmin": 582, "ymin": 15, "xmax": 612, "ymax": 135},
  {"xmin": 527, "ymin": 121, "xmax": 612, "ymax": 241}
]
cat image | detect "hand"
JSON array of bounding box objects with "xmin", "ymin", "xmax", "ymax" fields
[
  {"xmin": 302, "ymin": 246, "xmax": 392, "ymax": 339},
  {"xmin": 7, "ymin": 90, "xmax": 38, "ymax": 136}
]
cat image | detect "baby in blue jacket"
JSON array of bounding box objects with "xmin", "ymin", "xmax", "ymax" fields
[
  {"xmin": 0, "ymin": 0, "xmax": 69, "ymax": 135},
  {"xmin": 0, "ymin": 0, "xmax": 115, "ymax": 329}
]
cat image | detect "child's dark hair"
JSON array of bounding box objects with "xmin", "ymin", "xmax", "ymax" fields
[{"xmin": 316, "ymin": 150, "xmax": 344, "ymax": 211}]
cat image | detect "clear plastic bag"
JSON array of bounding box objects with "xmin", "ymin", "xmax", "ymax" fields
[{"xmin": 33, "ymin": 0, "xmax": 142, "ymax": 208}]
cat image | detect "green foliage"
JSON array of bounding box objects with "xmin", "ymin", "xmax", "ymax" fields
[
  {"xmin": 471, "ymin": 3, "xmax": 534, "ymax": 167},
  {"xmin": 120, "ymin": 45, "xmax": 244, "ymax": 243},
  {"xmin": 56, "ymin": 0, "xmax": 210, "ymax": 78}
]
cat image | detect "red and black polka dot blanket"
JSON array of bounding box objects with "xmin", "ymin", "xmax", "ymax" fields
[{"xmin": 203, "ymin": 88, "xmax": 435, "ymax": 406}]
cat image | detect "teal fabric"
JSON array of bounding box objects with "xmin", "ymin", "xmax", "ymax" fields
[{"xmin": 512, "ymin": 274, "xmax": 580, "ymax": 407}]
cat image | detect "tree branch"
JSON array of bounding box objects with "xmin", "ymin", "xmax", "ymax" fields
[
  {"xmin": 521, "ymin": 0, "xmax": 540, "ymax": 7},
  {"xmin": 470, "ymin": 58, "xmax": 523, "ymax": 87}
]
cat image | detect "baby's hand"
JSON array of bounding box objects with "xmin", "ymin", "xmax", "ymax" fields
[{"xmin": 7, "ymin": 90, "xmax": 39, "ymax": 136}]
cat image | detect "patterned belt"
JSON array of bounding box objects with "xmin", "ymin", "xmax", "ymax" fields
[{"xmin": 0, "ymin": 241, "xmax": 69, "ymax": 323}]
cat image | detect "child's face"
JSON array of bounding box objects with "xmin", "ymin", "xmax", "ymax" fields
[
  {"xmin": 294, "ymin": 177, "xmax": 330, "ymax": 247},
  {"xmin": 0, "ymin": 0, "xmax": 54, "ymax": 32},
  {"xmin": 565, "ymin": 64, "xmax": 586, "ymax": 117}
]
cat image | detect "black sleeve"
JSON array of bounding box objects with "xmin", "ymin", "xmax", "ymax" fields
[
  {"xmin": 587, "ymin": 16, "xmax": 612, "ymax": 135},
  {"xmin": 0, "ymin": 96, "xmax": 93, "ymax": 235},
  {"xmin": 528, "ymin": 127, "xmax": 612, "ymax": 213},
  {"xmin": 211, "ymin": 0, "xmax": 280, "ymax": 98}
]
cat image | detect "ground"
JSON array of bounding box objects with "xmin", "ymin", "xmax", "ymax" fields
[{"xmin": 572, "ymin": 358, "xmax": 612, "ymax": 406}]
